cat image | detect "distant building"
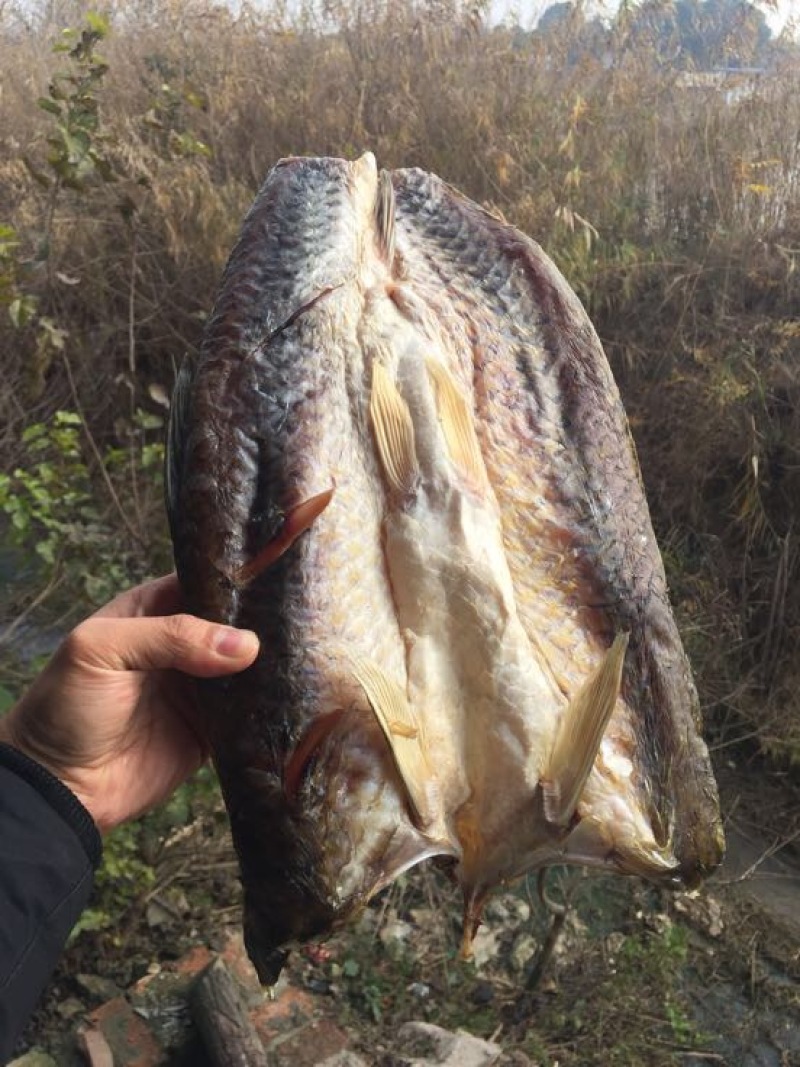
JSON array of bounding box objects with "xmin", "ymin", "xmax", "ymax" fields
[{"xmin": 675, "ymin": 67, "xmax": 767, "ymax": 104}]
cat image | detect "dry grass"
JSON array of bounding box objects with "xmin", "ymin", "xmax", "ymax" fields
[{"xmin": 1, "ymin": 0, "xmax": 799, "ymax": 755}]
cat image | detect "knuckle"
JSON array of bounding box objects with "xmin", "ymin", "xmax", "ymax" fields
[
  {"xmin": 163, "ymin": 612, "xmax": 205, "ymax": 650},
  {"xmin": 60, "ymin": 620, "xmax": 97, "ymax": 665}
]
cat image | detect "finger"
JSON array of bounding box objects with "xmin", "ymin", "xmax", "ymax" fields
[
  {"xmin": 64, "ymin": 614, "xmax": 260, "ymax": 677},
  {"xmin": 93, "ymin": 574, "xmax": 184, "ymax": 621}
]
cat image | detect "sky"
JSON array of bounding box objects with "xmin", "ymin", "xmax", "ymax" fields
[{"xmin": 488, "ymin": 0, "xmax": 799, "ymax": 37}]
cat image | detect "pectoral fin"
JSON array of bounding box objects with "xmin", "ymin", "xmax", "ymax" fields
[
  {"xmin": 375, "ymin": 169, "xmax": 396, "ymax": 265},
  {"xmin": 425, "ymin": 357, "xmax": 485, "ymax": 486},
  {"xmin": 284, "ymin": 708, "xmax": 345, "ymax": 802},
  {"xmin": 235, "ymin": 486, "xmax": 335, "ymax": 583},
  {"xmin": 543, "ymin": 633, "xmax": 629, "ymax": 827},
  {"xmin": 369, "ymin": 363, "xmax": 420, "ymax": 494},
  {"xmin": 351, "ymin": 658, "xmax": 434, "ymax": 829}
]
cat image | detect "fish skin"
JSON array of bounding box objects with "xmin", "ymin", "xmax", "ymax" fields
[
  {"xmin": 389, "ymin": 168, "xmax": 723, "ymax": 893},
  {"xmin": 169, "ymin": 154, "xmax": 446, "ymax": 982},
  {"xmin": 167, "ymin": 153, "xmax": 724, "ymax": 983}
]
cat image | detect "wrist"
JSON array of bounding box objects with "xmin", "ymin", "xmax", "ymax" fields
[
  {"xmin": 0, "ymin": 708, "xmax": 31, "ymax": 763},
  {"xmin": 0, "ymin": 711, "xmax": 14, "ymax": 745},
  {"xmin": 0, "ymin": 705, "xmax": 103, "ymax": 830}
]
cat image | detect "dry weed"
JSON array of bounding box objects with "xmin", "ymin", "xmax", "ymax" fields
[{"xmin": 1, "ymin": 0, "xmax": 799, "ymax": 756}]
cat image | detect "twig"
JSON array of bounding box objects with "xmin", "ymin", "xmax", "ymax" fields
[
  {"xmin": 60, "ymin": 349, "xmax": 145, "ymax": 546},
  {"xmin": 173, "ymin": 861, "xmax": 240, "ymax": 874},
  {"xmin": 0, "ymin": 571, "xmax": 65, "ymax": 649},
  {"xmin": 128, "ymin": 226, "xmax": 138, "ymax": 379},
  {"xmin": 715, "ymin": 824, "xmax": 800, "ymax": 886},
  {"xmin": 127, "ymin": 225, "xmax": 143, "ymax": 530},
  {"xmin": 525, "ymin": 869, "xmax": 571, "ymax": 992},
  {"xmin": 762, "ymin": 526, "xmax": 793, "ymax": 687},
  {"xmin": 669, "ymin": 1054, "xmax": 724, "ymax": 1062}
]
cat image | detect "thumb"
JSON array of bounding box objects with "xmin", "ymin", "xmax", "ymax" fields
[{"xmin": 64, "ymin": 614, "xmax": 260, "ymax": 677}]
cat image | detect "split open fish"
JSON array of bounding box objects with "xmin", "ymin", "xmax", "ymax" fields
[{"xmin": 166, "ymin": 153, "xmax": 724, "ymax": 983}]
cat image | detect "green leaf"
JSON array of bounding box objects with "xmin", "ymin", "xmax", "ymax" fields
[
  {"xmin": 9, "ymin": 294, "xmax": 38, "ymax": 329},
  {"xmin": 54, "ymin": 411, "xmax": 83, "ymax": 426},
  {"xmin": 37, "ymin": 96, "xmax": 62, "ymax": 117},
  {"xmin": 134, "ymin": 410, "xmax": 164, "ymax": 431},
  {"xmin": 68, "ymin": 907, "xmax": 112, "ymax": 942},
  {"xmin": 36, "ymin": 539, "xmax": 57, "ymax": 564},
  {"xmin": 63, "ymin": 128, "xmax": 91, "ymax": 164},
  {"xmin": 85, "ymin": 11, "xmax": 110, "ymax": 36},
  {"xmin": 184, "ymin": 90, "xmax": 207, "ymax": 110},
  {"xmin": 38, "ymin": 318, "xmax": 68, "ymax": 352},
  {"xmin": 21, "ymin": 424, "xmax": 45, "ymax": 445},
  {"xmin": 0, "ymin": 686, "xmax": 16, "ymax": 713}
]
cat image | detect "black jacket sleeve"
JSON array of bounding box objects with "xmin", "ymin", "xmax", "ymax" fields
[{"xmin": 0, "ymin": 743, "xmax": 102, "ymax": 1064}]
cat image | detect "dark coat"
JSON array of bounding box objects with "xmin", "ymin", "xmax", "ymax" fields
[{"xmin": 0, "ymin": 744, "xmax": 100, "ymax": 1064}]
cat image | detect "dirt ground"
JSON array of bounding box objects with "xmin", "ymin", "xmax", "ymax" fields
[{"xmin": 13, "ymin": 755, "xmax": 800, "ymax": 1067}]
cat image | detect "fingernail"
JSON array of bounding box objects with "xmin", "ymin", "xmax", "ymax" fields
[{"xmin": 214, "ymin": 627, "xmax": 259, "ymax": 658}]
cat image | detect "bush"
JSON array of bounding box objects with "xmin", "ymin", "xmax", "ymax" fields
[{"xmin": 1, "ymin": 2, "xmax": 799, "ymax": 757}]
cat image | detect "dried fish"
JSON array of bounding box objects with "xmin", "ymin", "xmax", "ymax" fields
[{"xmin": 167, "ymin": 153, "xmax": 724, "ymax": 983}]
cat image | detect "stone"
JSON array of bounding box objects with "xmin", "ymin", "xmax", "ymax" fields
[
  {"xmin": 145, "ymin": 900, "xmax": 176, "ymax": 929},
  {"xmin": 379, "ymin": 918, "xmax": 414, "ymax": 947},
  {"xmin": 497, "ymin": 1053, "xmax": 538, "ymax": 1066},
  {"xmin": 485, "ymin": 894, "xmax": 531, "ymax": 930},
  {"xmin": 75, "ymin": 974, "xmax": 124, "ymax": 1004},
  {"xmin": 7, "ymin": 1052, "xmax": 57, "ymax": 1067},
  {"xmin": 392, "ymin": 1021, "xmax": 502, "ymax": 1066},
  {"xmin": 406, "ymin": 982, "xmax": 432, "ymax": 1000},
  {"xmin": 509, "ymin": 934, "xmax": 539, "ymax": 974},
  {"xmin": 317, "ymin": 1054, "xmax": 370, "ymax": 1067},
  {"xmin": 56, "ymin": 997, "xmax": 85, "ymax": 1020},
  {"xmin": 471, "ymin": 981, "xmax": 495, "ymax": 1006},
  {"xmin": 470, "ymin": 926, "xmax": 500, "ymax": 969}
]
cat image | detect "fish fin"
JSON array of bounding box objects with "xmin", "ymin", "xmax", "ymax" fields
[
  {"xmin": 369, "ymin": 363, "xmax": 420, "ymax": 494},
  {"xmin": 351, "ymin": 657, "xmax": 432, "ymax": 828},
  {"xmin": 236, "ymin": 486, "xmax": 335, "ymax": 583},
  {"xmin": 376, "ymin": 170, "xmax": 396, "ymax": 265},
  {"xmin": 460, "ymin": 886, "xmax": 490, "ymax": 961},
  {"xmin": 425, "ymin": 357, "xmax": 484, "ymax": 485},
  {"xmin": 542, "ymin": 633, "xmax": 629, "ymax": 827},
  {"xmin": 284, "ymin": 708, "xmax": 345, "ymax": 802},
  {"xmin": 164, "ymin": 355, "xmax": 195, "ymax": 541}
]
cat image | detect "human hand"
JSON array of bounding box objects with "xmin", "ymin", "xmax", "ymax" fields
[{"xmin": 0, "ymin": 575, "xmax": 259, "ymax": 832}]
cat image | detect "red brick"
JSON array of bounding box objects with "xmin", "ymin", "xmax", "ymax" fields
[
  {"xmin": 250, "ymin": 983, "xmax": 317, "ymax": 1043},
  {"xmin": 170, "ymin": 944, "xmax": 213, "ymax": 978},
  {"xmin": 219, "ymin": 929, "xmax": 261, "ymax": 989},
  {"xmin": 267, "ymin": 1018, "xmax": 351, "ymax": 1067},
  {"xmin": 85, "ymin": 997, "xmax": 163, "ymax": 1067}
]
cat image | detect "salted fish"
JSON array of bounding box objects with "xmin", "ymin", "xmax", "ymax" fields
[{"xmin": 166, "ymin": 152, "xmax": 724, "ymax": 983}]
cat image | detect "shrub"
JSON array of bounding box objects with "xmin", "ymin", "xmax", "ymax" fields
[{"xmin": 1, "ymin": 1, "xmax": 799, "ymax": 754}]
